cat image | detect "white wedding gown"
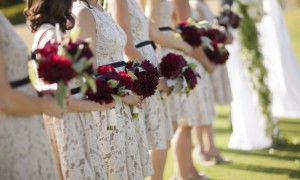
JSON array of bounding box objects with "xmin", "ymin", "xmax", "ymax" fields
[
  {"xmin": 227, "ymin": 30, "xmax": 272, "ymax": 150},
  {"xmin": 259, "ymin": 0, "xmax": 300, "ymax": 118}
]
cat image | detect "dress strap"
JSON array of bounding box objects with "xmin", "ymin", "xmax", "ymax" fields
[{"xmin": 32, "ymin": 24, "xmax": 55, "ymax": 51}]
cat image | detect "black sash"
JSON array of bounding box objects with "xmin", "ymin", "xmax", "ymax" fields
[
  {"xmin": 136, "ymin": 41, "xmax": 157, "ymax": 50},
  {"xmin": 159, "ymin": 26, "xmax": 174, "ymax": 32},
  {"xmin": 9, "ymin": 76, "xmax": 31, "ymax": 88}
]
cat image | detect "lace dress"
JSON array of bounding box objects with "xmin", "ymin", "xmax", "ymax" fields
[
  {"xmin": 73, "ymin": 2, "xmax": 146, "ymax": 179},
  {"xmin": 173, "ymin": 5, "xmax": 216, "ymax": 126},
  {"xmin": 32, "ymin": 24, "xmax": 108, "ymax": 180},
  {"xmin": 128, "ymin": 0, "xmax": 174, "ymax": 149},
  {"xmin": 0, "ymin": 13, "xmax": 56, "ymax": 180},
  {"xmin": 190, "ymin": 0, "xmax": 232, "ymax": 105},
  {"xmin": 157, "ymin": 0, "xmax": 194, "ymax": 122}
]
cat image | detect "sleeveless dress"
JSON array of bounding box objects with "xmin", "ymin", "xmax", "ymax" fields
[
  {"xmin": 171, "ymin": 6, "xmax": 216, "ymax": 126},
  {"xmin": 72, "ymin": 2, "xmax": 147, "ymax": 179},
  {"xmin": 190, "ymin": 0, "xmax": 232, "ymax": 105},
  {"xmin": 156, "ymin": 0, "xmax": 183, "ymax": 122},
  {"xmin": 32, "ymin": 24, "xmax": 108, "ymax": 180},
  {"xmin": 128, "ymin": 0, "xmax": 174, "ymax": 149},
  {"xmin": 0, "ymin": 13, "xmax": 56, "ymax": 180}
]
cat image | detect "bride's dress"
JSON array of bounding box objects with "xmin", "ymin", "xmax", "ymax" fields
[
  {"xmin": 227, "ymin": 28, "xmax": 272, "ymax": 149},
  {"xmin": 259, "ymin": 0, "xmax": 300, "ymax": 118}
]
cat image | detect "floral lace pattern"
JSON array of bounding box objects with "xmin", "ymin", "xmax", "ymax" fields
[
  {"xmin": 129, "ymin": 0, "xmax": 174, "ymax": 149},
  {"xmin": 0, "ymin": 13, "xmax": 56, "ymax": 180},
  {"xmin": 74, "ymin": 2, "xmax": 147, "ymax": 179}
]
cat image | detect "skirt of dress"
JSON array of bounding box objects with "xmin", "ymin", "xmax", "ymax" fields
[
  {"xmin": 45, "ymin": 112, "xmax": 108, "ymax": 180},
  {"xmin": 0, "ymin": 114, "xmax": 56, "ymax": 180},
  {"xmin": 92, "ymin": 102, "xmax": 149, "ymax": 180},
  {"xmin": 210, "ymin": 65, "xmax": 232, "ymax": 105},
  {"xmin": 177, "ymin": 56, "xmax": 216, "ymax": 126}
]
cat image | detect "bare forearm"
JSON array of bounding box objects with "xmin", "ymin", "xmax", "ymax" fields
[{"xmin": 0, "ymin": 90, "xmax": 44, "ymax": 117}]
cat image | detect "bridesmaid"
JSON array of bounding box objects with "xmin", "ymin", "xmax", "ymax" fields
[
  {"xmin": 0, "ymin": 13, "xmax": 64, "ymax": 180},
  {"xmin": 72, "ymin": 0, "xmax": 145, "ymax": 179},
  {"xmin": 104, "ymin": 0, "xmax": 178, "ymax": 179},
  {"xmin": 170, "ymin": 0, "xmax": 218, "ymax": 179},
  {"xmin": 25, "ymin": 0, "xmax": 114, "ymax": 179},
  {"xmin": 189, "ymin": 0, "xmax": 231, "ymax": 163}
]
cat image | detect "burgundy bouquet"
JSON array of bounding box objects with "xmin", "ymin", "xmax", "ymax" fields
[
  {"xmin": 176, "ymin": 20, "xmax": 206, "ymax": 47},
  {"xmin": 125, "ymin": 60, "xmax": 159, "ymax": 99},
  {"xmin": 34, "ymin": 32, "xmax": 96, "ymax": 107},
  {"xmin": 203, "ymin": 41, "xmax": 229, "ymax": 64},
  {"xmin": 86, "ymin": 65, "xmax": 133, "ymax": 104},
  {"xmin": 217, "ymin": 6, "xmax": 240, "ymax": 29},
  {"xmin": 203, "ymin": 28, "xmax": 227, "ymax": 44},
  {"xmin": 159, "ymin": 53, "xmax": 200, "ymax": 95}
]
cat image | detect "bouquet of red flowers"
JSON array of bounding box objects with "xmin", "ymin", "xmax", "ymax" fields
[
  {"xmin": 203, "ymin": 41, "xmax": 229, "ymax": 65},
  {"xmin": 125, "ymin": 60, "xmax": 159, "ymax": 99},
  {"xmin": 176, "ymin": 20, "xmax": 206, "ymax": 47},
  {"xmin": 217, "ymin": 6, "xmax": 240, "ymax": 29},
  {"xmin": 195, "ymin": 23, "xmax": 230, "ymax": 65},
  {"xmin": 159, "ymin": 53, "xmax": 200, "ymax": 95},
  {"xmin": 86, "ymin": 65, "xmax": 133, "ymax": 104},
  {"xmin": 34, "ymin": 31, "xmax": 96, "ymax": 107},
  {"xmin": 86, "ymin": 65, "xmax": 133, "ymax": 129}
]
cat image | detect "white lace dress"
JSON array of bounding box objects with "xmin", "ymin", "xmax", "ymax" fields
[
  {"xmin": 32, "ymin": 24, "xmax": 108, "ymax": 180},
  {"xmin": 172, "ymin": 6, "xmax": 216, "ymax": 126},
  {"xmin": 0, "ymin": 13, "xmax": 56, "ymax": 180},
  {"xmin": 190, "ymin": 0, "xmax": 232, "ymax": 105},
  {"xmin": 128, "ymin": 0, "xmax": 174, "ymax": 149},
  {"xmin": 156, "ymin": 0, "xmax": 183, "ymax": 122},
  {"xmin": 73, "ymin": 2, "xmax": 146, "ymax": 179}
]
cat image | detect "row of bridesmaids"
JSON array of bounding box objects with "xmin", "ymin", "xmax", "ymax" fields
[{"xmin": 0, "ymin": 0, "xmax": 231, "ymax": 179}]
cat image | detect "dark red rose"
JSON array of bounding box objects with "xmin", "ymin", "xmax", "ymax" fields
[
  {"xmin": 182, "ymin": 67, "xmax": 198, "ymax": 90},
  {"xmin": 37, "ymin": 54, "xmax": 76, "ymax": 83},
  {"xmin": 160, "ymin": 53, "xmax": 187, "ymax": 79},
  {"xmin": 65, "ymin": 39, "xmax": 80, "ymax": 56},
  {"xmin": 118, "ymin": 71, "xmax": 133, "ymax": 91},
  {"xmin": 203, "ymin": 29, "xmax": 226, "ymax": 43},
  {"xmin": 97, "ymin": 65, "xmax": 116, "ymax": 75},
  {"xmin": 204, "ymin": 41, "xmax": 229, "ymax": 64},
  {"xmin": 86, "ymin": 78, "xmax": 114, "ymax": 104},
  {"xmin": 176, "ymin": 21, "xmax": 206, "ymax": 47},
  {"xmin": 126, "ymin": 60, "xmax": 159, "ymax": 98},
  {"xmin": 36, "ymin": 41, "xmax": 59, "ymax": 59}
]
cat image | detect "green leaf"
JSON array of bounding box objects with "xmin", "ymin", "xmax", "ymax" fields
[
  {"xmin": 112, "ymin": 95, "xmax": 122, "ymax": 103},
  {"xmin": 55, "ymin": 81, "xmax": 67, "ymax": 107},
  {"xmin": 86, "ymin": 76, "xmax": 96, "ymax": 93},
  {"xmin": 128, "ymin": 71, "xmax": 138, "ymax": 80},
  {"xmin": 70, "ymin": 27, "xmax": 80, "ymax": 40},
  {"xmin": 188, "ymin": 63, "xmax": 198, "ymax": 70},
  {"xmin": 108, "ymin": 79, "xmax": 119, "ymax": 88},
  {"xmin": 80, "ymin": 83, "xmax": 88, "ymax": 94}
]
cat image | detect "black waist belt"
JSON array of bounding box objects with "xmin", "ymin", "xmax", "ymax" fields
[
  {"xmin": 9, "ymin": 76, "xmax": 31, "ymax": 88},
  {"xmin": 108, "ymin": 61, "xmax": 126, "ymax": 68},
  {"xmin": 136, "ymin": 41, "xmax": 156, "ymax": 50},
  {"xmin": 159, "ymin": 26, "xmax": 174, "ymax": 32}
]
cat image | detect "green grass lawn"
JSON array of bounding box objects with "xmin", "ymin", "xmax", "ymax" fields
[
  {"xmin": 163, "ymin": 107, "xmax": 300, "ymax": 180},
  {"xmin": 0, "ymin": 2, "xmax": 25, "ymax": 25}
]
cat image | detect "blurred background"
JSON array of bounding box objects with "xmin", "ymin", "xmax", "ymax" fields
[{"xmin": 1, "ymin": 0, "xmax": 299, "ymax": 179}]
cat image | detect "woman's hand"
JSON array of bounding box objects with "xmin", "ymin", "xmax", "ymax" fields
[
  {"xmin": 180, "ymin": 42, "xmax": 193, "ymax": 56},
  {"xmin": 159, "ymin": 78, "xmax": 172, "ymax": 95},
  {"xmin": 205, "ymin": 62, "xmax": 216, "ymax": 73},
  {"xmin": 122, "ymin": 94, "xmax": 143, "ymax": 108}
]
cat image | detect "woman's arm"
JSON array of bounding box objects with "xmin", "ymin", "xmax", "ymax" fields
[
  {"xmin": 105, "ymin": 0, "xmax": 144, "ymax": 62},
  {"xmin": 0, "ymin": 52, "xmax": 64, "ymax": 117},
  {"xmin": 143, "ymin": 0, "xmax": 192, "ymax": 55},
  {"xmin": 171, "ymin": 0, "xmax": 215, "ymax": 72}
]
